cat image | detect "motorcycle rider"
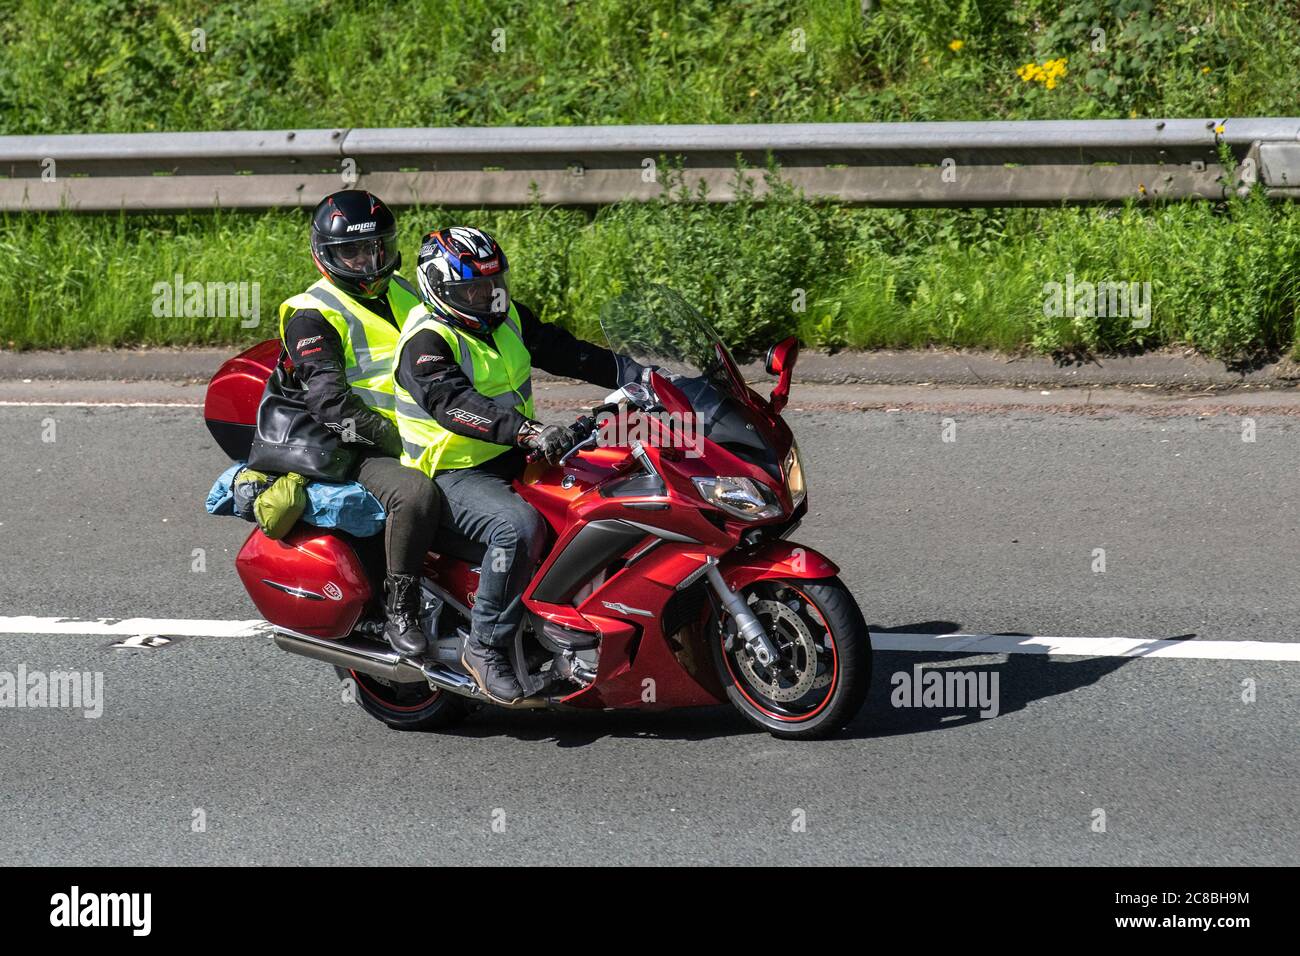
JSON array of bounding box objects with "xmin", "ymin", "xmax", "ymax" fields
[
  {"xmin": 279, "ymin": 189, "xmax": 439, "ymax": 658},
  {"xmin": 392, "ymin": 227, "xmax": 646, "ymax": 704}
]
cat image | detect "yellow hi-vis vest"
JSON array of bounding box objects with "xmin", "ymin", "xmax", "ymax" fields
[
  {"xmin": 393, "ymin": 303, "xmax": 535, "ymax": 476},
  {"xmin": 277, "ymin": 274, "xmax": 421, "ymax": 424}
]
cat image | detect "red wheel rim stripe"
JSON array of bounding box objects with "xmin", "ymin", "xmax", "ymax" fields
[
  {"xmin": 722, "ymin": 583, "xmax": 839, "ymax": 723},
  {"xmin": 350, "ymin": 669, "xmax": 441, "ymax": 713}
]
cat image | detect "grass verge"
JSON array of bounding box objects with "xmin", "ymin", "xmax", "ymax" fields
[{"xmin": 3, "ymin": 174, "xmax": 1297, "ymax": 364}]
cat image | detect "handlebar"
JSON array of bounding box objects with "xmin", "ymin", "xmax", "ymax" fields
[{"xmin": 524, "ymin": 401, "xmax": 624, "ymax": 465}]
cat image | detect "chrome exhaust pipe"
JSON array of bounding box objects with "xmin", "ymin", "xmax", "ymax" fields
[
  {"xmin": 273, "ymin": 628, "xmax": 428, "ymax": 683},
  {"xmin": 272, "ymin": 628, "xmax": 480, "ymax": 701}
]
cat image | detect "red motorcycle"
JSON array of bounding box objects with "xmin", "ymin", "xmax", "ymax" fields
[{"xmin": 204, "ymin": 287, "xmax": 871, "ymax": 739}]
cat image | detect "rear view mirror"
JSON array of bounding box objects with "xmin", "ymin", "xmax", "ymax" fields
[{"xmin": 766, "ymin": 337, "xmax": 799, "ymax": 413}]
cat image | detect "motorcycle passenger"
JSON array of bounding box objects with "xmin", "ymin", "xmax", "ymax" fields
[
  {"xmin": 279, "ymin": 189, "xmax": 439, "ymax": 658},
  {"xmin": 392, "ymin": 227, "xmax": 646, "ymax": 704}
]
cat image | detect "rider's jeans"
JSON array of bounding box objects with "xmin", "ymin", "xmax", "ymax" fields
[{"xmin": 433, "ymin": 449, "xmax": 546, "ymax": 647}]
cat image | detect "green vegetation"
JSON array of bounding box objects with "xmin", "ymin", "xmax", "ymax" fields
[
  {"xmin": 8, "ymin": 180, "xmax": 1297, "ymax": 365},
  {"xmin": 2, "ymin": 0, "xmax": 1299, "ymax": 360},
  {"xmin": 2, "ymin": 0, "xmax": 1294, "ymax": 132}
]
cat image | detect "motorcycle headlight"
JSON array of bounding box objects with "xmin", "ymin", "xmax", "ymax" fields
[
  {"xmin": 785, "ymin": 441, "xmax": 806, "ymax": 507},
  {"xmin": 692, "ymin": 476, "xmax": 784, "ymax": 521}
]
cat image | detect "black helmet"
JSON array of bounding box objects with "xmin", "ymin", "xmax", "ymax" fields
[
  {"xmin": 309, "ymin": 190, "xmax": 400, "ymax": 298},
  {"xmin": 416, "ymin": 227, "xmax": 511, "ymax": 332}
]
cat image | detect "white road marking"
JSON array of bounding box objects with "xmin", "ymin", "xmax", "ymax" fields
[
  {"xmin": 111, "ymin": 635, "xmax": 173, "ymax": 649},
  {"xmin": 0, "ymin": 401, "xmax": 202, "ymax": 408},
  {"xmin": 0, "ymin": 617, "xmax": 268, "ymax": 638},
  {"xmin": 875, "ymin": 632, "xmax": 1300, "ymax": 662},
  {"xmin": 1, "ymin": 616, "xmax": 1298, "ymax": 662}
]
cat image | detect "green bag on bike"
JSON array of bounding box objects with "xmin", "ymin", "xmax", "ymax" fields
[{"xmin": 253, "ymin": 472, "xmax": 309, "ymax": 540}]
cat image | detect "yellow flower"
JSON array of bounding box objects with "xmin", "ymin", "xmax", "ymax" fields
[
  {"xmin": 1215, "ymin": 124, "xmax": 1225, "ymax": 134},
  {"xmin": 749, "ymin": 88, "xmax": 759, "ymax": 98},
  {"xmin": 1017, "ymin": 57, "xmax": 1067, "ymax": 88},
  {"xmin": 1201, "ymin": 66, "xmax": 1211, "ymax": 74},
  {"xmin": 949, "ymin": 39, "xmax": 964, "ymax": 52}
]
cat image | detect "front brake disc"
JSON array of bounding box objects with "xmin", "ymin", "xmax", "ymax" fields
[{"xmin": 736, "ymin": 599, "xmax": 818, "ymax": 702}]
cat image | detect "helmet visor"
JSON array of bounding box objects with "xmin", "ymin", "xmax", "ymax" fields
[
  {"xmin": 317, "ymin": 233, "xmax": 399, "ymax": 280},
  {"xmin": 440, "ymin": 272, "xmax": 510, "ymax": 319}
]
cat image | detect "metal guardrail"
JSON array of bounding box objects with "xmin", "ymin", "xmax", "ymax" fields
[{"xmin": 2, "ymin": 119, "xmax": 1300, "ymax": 211}]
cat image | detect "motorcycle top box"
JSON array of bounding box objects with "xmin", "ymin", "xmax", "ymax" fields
[
  {"xmin": 204, "ymin": 338, "xmax": 280, "ymax": 461},
  {"xmin": 205, "ymin": 285, "xmax": 873, "ymax": 739}
]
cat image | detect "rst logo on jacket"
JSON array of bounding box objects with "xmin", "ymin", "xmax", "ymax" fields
[
  {"xmin": 449, "ymin": 408, "xmax": 491, "ymax": 431},
  {"xmin": 415, "ymin": 353, "xmax": 444, "ymax": 365},
  {"xmin": 296, "ymin": 335, "xmax": 324, "ymax": 350}
]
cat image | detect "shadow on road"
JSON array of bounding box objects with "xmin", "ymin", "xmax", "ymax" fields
[
  {"xmin": 845, "ymin": 620, "xmax": 1191, "ymax": 739},
  {"xmin": 438, "ymin": 704, "xmax": 751, "ymax": 748},
  {"xmin": 418, "ymin": 619, "xmax": 1192, "ymax": 746}
]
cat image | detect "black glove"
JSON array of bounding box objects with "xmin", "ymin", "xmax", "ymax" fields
[{"xmin": 517, "ymin": 420, "xmax": 574, "ymax": 465}]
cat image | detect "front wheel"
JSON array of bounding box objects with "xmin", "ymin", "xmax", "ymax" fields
[
  {"xmin": 334, "ymin": 666, "xmax": 471, "ymax": 731},
  {"xmin": 709, "ymin": 576, "xmax": 871, "ymax": 740}
]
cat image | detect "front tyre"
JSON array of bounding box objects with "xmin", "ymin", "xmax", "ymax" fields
[
  {"xmin": 710, "ymin": 577, "xmax": 871, "ymax": 740},
  {"xmin": 334, "ymin": 666, "xmax": 470, "ymax": 731}
]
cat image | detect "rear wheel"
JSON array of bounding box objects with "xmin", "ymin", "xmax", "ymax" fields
[
  {"xmin": 709, "ymin": 577, "xmax": 871, "ymax": 740},
  {"xmin": 334, "ymin": 666, "xmax": 471, "ymax": 731}
]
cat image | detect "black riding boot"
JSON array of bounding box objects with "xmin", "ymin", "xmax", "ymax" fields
[{"xmin": 383, "ymin": 573, "xmax": 427, "ymax": 657}]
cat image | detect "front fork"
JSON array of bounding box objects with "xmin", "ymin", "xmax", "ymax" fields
[
  {"xmin": 705, "ymin": 540, "xmax": 841, "ymax": 666},
  {"xmin": 702, "ymin": 558, "xmax": 781, "ymax": 667}
]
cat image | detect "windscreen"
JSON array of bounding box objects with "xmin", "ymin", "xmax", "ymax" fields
[
  {"xmin": 598, "ymin": 285, "xmax": 746, "ymax": 408},
  {"xmin": 599, "ymin": 286, "xmax": 780, "ymax": 478}
]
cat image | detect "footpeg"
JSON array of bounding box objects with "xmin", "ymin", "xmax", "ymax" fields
[{"xmin": 419, "ymin": 661, "xmax": 481, "ymax": 698}]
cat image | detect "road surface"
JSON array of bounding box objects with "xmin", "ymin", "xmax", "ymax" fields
[{"xmin": 0, "ymin": 381, "xmax": 1296, "ymax": 865}]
